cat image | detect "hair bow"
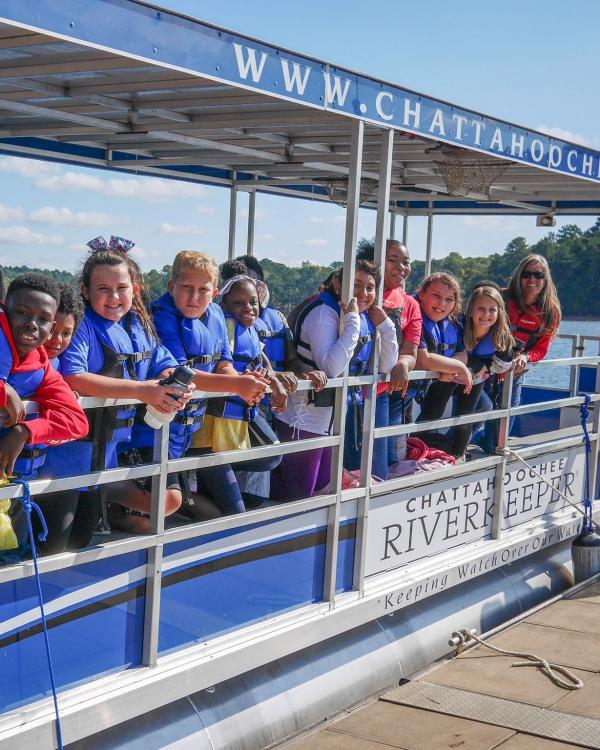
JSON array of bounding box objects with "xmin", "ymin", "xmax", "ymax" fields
[
  {"xmin": 86, "ymin": 235, "xmax": 135, "ymax": 253},
  {"xmin": 219, "ymin": 274, "xmax": 270, "ymax": 308}
]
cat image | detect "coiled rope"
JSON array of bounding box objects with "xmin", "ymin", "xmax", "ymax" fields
[
  {"xmin": 453, "ymin": 628, "xmax": 583, "ymax": 690},
  {"xmin": 12, "ymin": 478, "xmax": 64, "ymax": 749}
]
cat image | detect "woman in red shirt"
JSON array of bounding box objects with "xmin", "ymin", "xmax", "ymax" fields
[{"xmin": 480, "ymin": 254, "xmax": 561, "ymax": 451}]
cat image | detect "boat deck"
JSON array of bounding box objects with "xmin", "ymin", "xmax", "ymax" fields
[{"xmin": 286, "ymin": 576, "xmax": 600, "ymax": 750}]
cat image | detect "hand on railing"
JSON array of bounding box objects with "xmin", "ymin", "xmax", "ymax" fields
[{"xmin": 2, "ymin": 382, "xmax": 25, "ymax": 427}]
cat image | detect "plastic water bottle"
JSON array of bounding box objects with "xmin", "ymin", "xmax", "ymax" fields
[{"xmin": 144, "ymin": 365, "xmax": 196, "ymax": 430}]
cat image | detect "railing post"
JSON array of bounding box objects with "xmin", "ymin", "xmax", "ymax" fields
[
  {"xmin": 323, "ymin": 118, "xmax": 363, "ymax": 606},
  {"xmin": 353, "ymin": 128, "xmax": 394, "ymax": 594},
  {"xmin": 227, "ymin": 171, "xmax": 237, "ymax": 260},
  {"xmin": 141, "ymin": 420, "xmax": 169, "ymax": 667},
  {"xmin": 491, "ymin": 370, "xmax": 513, "ymax": 539},
  {"xmin": 247, "ymin": 189, "xmax": 256, "ymax": 256},
  {"xmin": 424, "ymin": 203, "xmax": 433, "ymax": 277},
  {"xmin": 568, "ymin": 334, "xmax": 579, "ymax": 397},
  {"xmin": 588, "ymin": 347, "xmax": 600, "ymax": 506}
]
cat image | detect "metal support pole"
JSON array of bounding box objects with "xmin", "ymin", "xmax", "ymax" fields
[
  {"xmin": 424, "ymin": 203, "xmax": 433, "ymax": 277},
  {"xmin": 353, "ymin": 128, "xmax": 394, "ymax": 594},
  {"xmin": 142, "ymin": 421, "xmax": 169, "ymax": 667},
  {"xmin": 323, "ymin": 118, "xmax": 364, "ymax": 606},
  {"xmin": 491, "ymin": 370, "xmax": 513, "ymax": 539},
  {"xmin": 402, "ymin": 204, "xmax": 409, "ymax": 246},
  {"xmin": 247, "ymin": 189, "xmax": 256, "ymax": 256},
  {"xmin": 588, "ymin": 348, "xmax": 600, "ymax": 505},
  {"xmin": 227, "ymin": 172, "xmax": 237, "ymax": 260},
  {"xmin": 390, "ymin": 211, "xmax": 396, "ymax": 240}
]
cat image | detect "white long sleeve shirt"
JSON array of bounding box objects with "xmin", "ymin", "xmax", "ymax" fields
[{"xmin": 278, "ymin": 304, "xmax": 398, "ymax": 435}]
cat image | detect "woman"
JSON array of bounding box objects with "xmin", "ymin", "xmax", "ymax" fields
[{"xmin": 479, "ymin": 254, "xmax": 561, "ymax": 451}]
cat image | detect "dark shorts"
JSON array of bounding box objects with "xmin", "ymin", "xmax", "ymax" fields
[{"xmin": 118, "ymin": 447, "xmax": 181, "ymax": 493}]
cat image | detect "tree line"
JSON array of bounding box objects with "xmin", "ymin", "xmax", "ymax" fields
[{"xmin": 2, "ymin": 220, "xmax": 599, "ymax": 318}]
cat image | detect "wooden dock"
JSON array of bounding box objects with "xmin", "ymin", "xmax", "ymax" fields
[{"xmin": 286, "ymin": 577, "xmax": 600, "ymax": 750}]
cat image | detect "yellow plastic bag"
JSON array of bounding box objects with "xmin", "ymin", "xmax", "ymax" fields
[{"xmin": 0, "ymin": 498, "xmax": 18, "ymax": 551}]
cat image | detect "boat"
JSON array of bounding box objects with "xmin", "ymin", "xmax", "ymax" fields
[{"xmin": 0, "ymin": 2, "xmax": 598, "ymax": 748}]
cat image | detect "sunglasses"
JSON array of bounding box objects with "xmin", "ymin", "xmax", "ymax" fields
[{"xmin": 521, "ymin": 271, "xmax": 546, "ymax": 280}]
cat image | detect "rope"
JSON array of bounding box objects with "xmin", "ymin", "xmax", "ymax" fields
[
  {"xmin": 12, "ymin": 479, "xmax": 64, "ymax": 750},
  {"xmin": 505, "ymin": 444, "xmax": 600, "ymax": 534},
  {"xmin": 578, "ymin": 393, "xmax": 593, "ymax": 533},
  {"xmin": 455, "ymin": 628, "xmax": 583, "ymax": 690}
]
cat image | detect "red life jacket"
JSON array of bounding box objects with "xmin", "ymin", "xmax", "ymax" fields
[{"xmin": 506, "ymin": 298, "xmax": 543, "ymax": 352}]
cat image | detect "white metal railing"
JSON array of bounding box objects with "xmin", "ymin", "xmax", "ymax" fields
[{"xmin": 0, "ymin": 351, "xmax": 599, "ymax": 665}]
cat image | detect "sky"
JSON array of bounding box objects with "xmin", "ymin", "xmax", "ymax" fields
[{"xmin": 1, "ymin": 0, "xmax": 600, "ymax": 273}]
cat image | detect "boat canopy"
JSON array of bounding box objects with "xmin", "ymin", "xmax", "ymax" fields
[{"xmin": 0, "ymin": 0, "xmax": 598, "ymax": 217}]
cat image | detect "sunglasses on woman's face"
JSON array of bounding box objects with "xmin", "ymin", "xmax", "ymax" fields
[{"xmin": 521, "ymin": 271, "xmax": 546, "ymax": 280}]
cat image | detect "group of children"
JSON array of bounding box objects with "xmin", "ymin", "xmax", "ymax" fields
[{"xmin": 0, "ymin": 239, "xmax": 561, "ymax": 562}]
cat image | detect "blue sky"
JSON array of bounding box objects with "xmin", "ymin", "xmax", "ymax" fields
[{"xmin": 1, "ymin": 0, "xmax": 599, "ymax": 272}]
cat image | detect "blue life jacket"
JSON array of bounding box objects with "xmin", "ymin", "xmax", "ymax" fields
[
  {"xmin": 206, "ymin": 315, "xmax": 265, "ymax": 422},
  {"xmin": 420, "ymin": 313, "xmax": 460, "ymax": 358},
  {"xmin": 470, "ymin": 332, "xmax": 496, "ymax": 365},
  {"xmin": 0, "ymin": 315, "xmax": 47, "ymax": 478},
  {"xmin": 258, "ymin": 306, "xmax": 290, "ymax": 371},
  {"xmin": 81, "ymin": 308, "xmax": 154, "ymax": 459},
  {"xmin": 294, "ymin": 291, "xmax": 374, "ymax": 406},
  {"xmin": 151, "ymin": 294, "xmax": 225, "ymax": 453}
]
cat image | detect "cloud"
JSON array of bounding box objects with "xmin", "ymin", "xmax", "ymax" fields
[
  {"xmin": 196, "ymin": 205, "xmax": 216, "ymax": 215},
  {"xmin": 0, "ymin": 156, "xmax": 60, "ymax": 179},
  {"xmin": 160, "ymin": 222, "xmax": 205, "ymax": 235},
  {"xmin": 0, "ymin": 203, "xmax": 24, "ymax": 222},
  {"xmin": 36, "ymin": 171, "xmax": 206, "ymax": 202},
  {"xmin": 0, "ymin": 156, "xmax": 206, "ymax": 203},
  {"xmin": 461, "ymin": 216, "xmax": 522, "ymax": 232},
  {"xmin": 0, "ymin": 225, "xmax": 62, "ymax": 245},
  {"xmin": 308, "ymin": 214, "xmax": 345, "ymax": 225},
  {"xmin": 257, "ymin": 233, "xmax": 273, "ymax": 241},
  {"xmin": 304, "ymin": 238, "xmax": 328, "ymax": 246},
  {"xmin": 29, "ymin": 206, "xmax": 113, "ymax": 227},
  {"xmin": 536, "ymin": 125, "xmax": 600, "ymax": 150},
  {"xmin": 241, "ymin": 208, "xmax": 268, "ymax": 220}
]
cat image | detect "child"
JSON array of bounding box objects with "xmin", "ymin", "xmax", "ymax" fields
[
  {"xmin": 0, "ymin": 274, "xmax": 88, "ymax": 562},
  {"xmin": 221, "ymin": 256, "xmax": 292, "ymax": 373},
  {"xmin": 151, "ymin": 251, "xmax": 269, "ymax": 517},
  {"xmin": 414, "ymin": 273, "xmax": 473, "ymax": 460},
  {"xmin": 191, "ymin": 274, "xmax": 287, "ymax": 510},
  {"xmin": 35, "ymin": 282, "xmax": 87, "ymax": 555},
  {"xmin": 44, "ymin": 282, "xmax": 85, "ymax": 372},
  {"xmin": 272, "ymin": 260, "xmax": 398, "ymax": 501},
  {"xmin": 59, "ymin": 236, "xmax": 193, "ymax": 536},
  {"xmin": 356, "ymin": 240, "xmax": 422, "ymax": 479}
]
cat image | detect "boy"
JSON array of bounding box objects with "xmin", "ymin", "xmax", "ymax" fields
[
  {"xmin": 0, "ymin": 274, "xmax": 88, "ymax": 560},
  {"xmin": 150, "ymin": 250, "xmax": 269, "ymax": 517}
]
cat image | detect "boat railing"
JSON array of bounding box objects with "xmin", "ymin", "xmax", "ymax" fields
[
  {"xmin": 556, "ymin": 333, "xmax": 600, "ymax": 396},
  {"xmin": 1, "ymin": 351, "xmax": 599, "ymax": 664}
]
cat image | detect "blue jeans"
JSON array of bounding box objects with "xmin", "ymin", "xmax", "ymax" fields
[
  {"xmin": 477, "ymin": 375, "xmax": 523, "ymax": 454},
  {"xmin": 343, "ymin": 392, "xmax": 410, "ymax": 481}
]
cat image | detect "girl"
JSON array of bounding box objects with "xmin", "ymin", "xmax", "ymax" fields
[
  {"xmin": 59, "ymin": 236, "xmax": 192, "ymax": 537},
  {"xmin": 272, "ymin": 259, "xmax": 398, "ymax": 501},
  {"xmin": 191, "ymin": 274, "xmax": 287, "ymax": 511},
  {"xmin": 356, "ymin": 240, "xmax": 422, "ymax": 479},
  {"xmin": 414, "ymin": 273, "xmax": 474, "ymax": 460},
  {"xmin": 43, "ymin": 282, "xmax": 84, "ymax": 371}
]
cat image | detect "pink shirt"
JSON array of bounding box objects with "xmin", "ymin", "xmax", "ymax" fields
[{"xmin": 377, "ymin": 287, "xmax": 422, "ymax": 396}]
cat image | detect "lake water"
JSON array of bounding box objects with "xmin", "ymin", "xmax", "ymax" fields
[{"xmin": 525, "ymin": 319, "xmax": 600, "ymax": 389}]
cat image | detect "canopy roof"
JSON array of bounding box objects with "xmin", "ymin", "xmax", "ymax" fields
[{"xmin": 0, "ymin": 0, "xmax": 598, "ymax": 216}]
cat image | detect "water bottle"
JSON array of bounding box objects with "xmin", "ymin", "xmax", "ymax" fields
[{"xmin": 144, "ymin": 365, "xmax": 196, "ymax": 430}]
